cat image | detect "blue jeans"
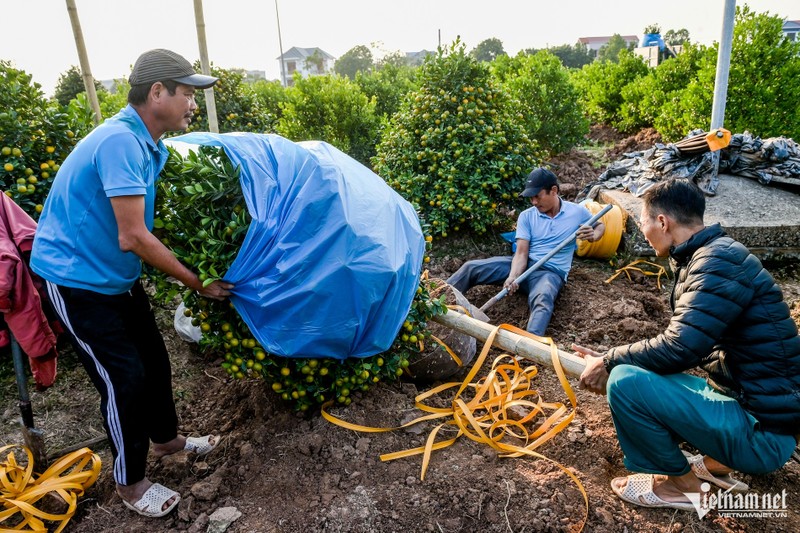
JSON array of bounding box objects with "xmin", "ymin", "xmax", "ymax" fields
[
  {"xmin": 446, "ymin": 256, "xmax": 564, "ymax": 336},
  {"xmin": 607, "ymin": 365, "xmax": 796, "ymax": 476}
]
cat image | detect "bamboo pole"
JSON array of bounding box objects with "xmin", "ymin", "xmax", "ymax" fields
[
  {"xmin": 64, "ymin": 0, "xmax": 102, "ymax": 125},
  {"xmin": 193, "ymin": 0, "xmax": 219, "ymax": 133},
  {"xmin": 432, "ymin": 312, "xmax": 587, "ymax": 379}
]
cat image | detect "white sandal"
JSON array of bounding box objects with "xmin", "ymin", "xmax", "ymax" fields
[
  {"xmin": 611, "ymin": 473, "xmax": 697, "ymax": 511},
  {"xmin": 683, "ymin": 452, "xmax": 749, "ymax": 492},
  {"xmin": 184, "ymin": 434, "xmax": 219, "ymax": 456},
  {"xmin": 122, "ymin": 483, "xmax": 180, "ymax": 518}
]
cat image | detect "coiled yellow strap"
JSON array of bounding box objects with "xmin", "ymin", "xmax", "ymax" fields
[
  {"xmin": 605, "ymin": 259, "xmax": 668, "ymax": 290},
  {"xmin": 323, "ymin": 323, "xmax": 588, "ymax": 531},
  {"xmin": 576, "ymin": 201, "xmax": 626, "ymax": 259},
  {"xmin": 0, "ymin": 445, "xmax": 101, "ymax": 533}
]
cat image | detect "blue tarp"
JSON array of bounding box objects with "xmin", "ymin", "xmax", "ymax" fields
[{"xmin": 169, "ymin": 133, "xmax": 425, "ymax": 359}]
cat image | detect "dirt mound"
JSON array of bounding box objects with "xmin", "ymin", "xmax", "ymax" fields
[
  {"xmin": 586, "ymin": 124, "xmax": 628, "ymax": 145},
  {"xmin": 547, "ymin": 151, "xmax": 601, "ymax": 201},
  {"xmin": 605, "ymin": 128, "xmax": 663, "ymax": 162}
]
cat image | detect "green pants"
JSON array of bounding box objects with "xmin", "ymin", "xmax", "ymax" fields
[{"xmin": 607, "ymin": 365, "xmax": 796, "ymax": 476}]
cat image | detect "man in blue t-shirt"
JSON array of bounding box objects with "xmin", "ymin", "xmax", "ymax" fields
[
  {"xmin": 447, "ymin": 168, "xmax": 605, "ymax": 336},
  {"xmin": 31, "ymin": 49, "xmax": 233, "ymax": 518}
]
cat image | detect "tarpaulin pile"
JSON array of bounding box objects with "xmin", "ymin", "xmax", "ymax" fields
[{"xmin": 583, "ymin": 130, "xmax": 800, "ymax": 197}]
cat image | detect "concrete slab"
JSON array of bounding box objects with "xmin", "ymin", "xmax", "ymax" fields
[{"xmin": 598, "ymin": 173, "xmax": 800, "ymax": 260}]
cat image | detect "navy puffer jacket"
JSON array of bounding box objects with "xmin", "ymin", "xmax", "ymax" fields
[{"xmin": 606, "ymin": 224, "xmax": 800, "ymax": 435}]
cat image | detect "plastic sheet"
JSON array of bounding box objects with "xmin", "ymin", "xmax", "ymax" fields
[
  {"xmin": 168, "ymin": 133, "xmax": 425, "ymax": 359},
  {"xmin": 580, "ymin": 131, "xmax": 800, "ymax": 198}
]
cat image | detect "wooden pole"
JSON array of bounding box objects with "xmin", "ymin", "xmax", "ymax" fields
[
  {"xmin": 193, "ymin": 0, "xmax": 219, "ymax": 133},
  {"xmin": 64, "ymin": 0, "xmax": 102, "ymax": 125},
  {"xmin": 432, "ymin": 312, "xmax": 587, "ymax": 379},
  {"xmin": 275, "ymin": 0, "xmax": 287, "ymax": 86}
]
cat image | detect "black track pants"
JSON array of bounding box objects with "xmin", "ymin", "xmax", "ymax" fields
[{"xmin": 46, "ymin": 280, "xmax": 178, "ymax": 485}]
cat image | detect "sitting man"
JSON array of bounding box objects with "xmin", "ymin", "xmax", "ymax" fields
[
  {"xmin": 447, "ymin": 168, "xmax": 604, "ymax": 336},
  {"xmin": 576, "ymin": 179, "xmax": 800, "ymax": 511}
]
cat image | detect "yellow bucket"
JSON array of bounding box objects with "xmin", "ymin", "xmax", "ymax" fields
[{"xmin": 576, "ymin": 201, "xmax": 625, "ymax": 259}]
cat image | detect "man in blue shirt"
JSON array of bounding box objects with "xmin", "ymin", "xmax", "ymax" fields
[
  {"xmin": 447, "ymin": 168, "xmax": 604, "ymax": 336},
  {"xmin": 31, "ymin": 49, "xmax": 233, "ymax": 518}
]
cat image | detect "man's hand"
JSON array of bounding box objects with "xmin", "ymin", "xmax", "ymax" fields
[
  {"xmin": 503, "ymin": 276, "xmax": 519, "ymax": 295},
  {"xmin": 199, "ymin": 280, "xmax": 234, "ymax": 301},
  {"xmin": 576, "ymin": 224, "xmax": 596, "ymax": 242},
  {"xmin": 574, "ymin": 343, "xmax": 609, "ymax": 395}
]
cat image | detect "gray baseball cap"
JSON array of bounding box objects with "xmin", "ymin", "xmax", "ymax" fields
[{"xmin": 129, "ymin": 49, "xmax": 218, "ymax": 89}]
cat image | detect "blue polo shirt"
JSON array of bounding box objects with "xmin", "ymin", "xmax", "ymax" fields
[
  {"xmin": 515, "ymin": 199, "xmax": 591, "ymax": 281},
  {"xmin": 31, "ymin": 105, "xmax": 168, "ymax": 295}
]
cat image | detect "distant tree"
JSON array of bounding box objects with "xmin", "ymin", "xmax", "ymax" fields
[
  {"xmin": 54, "ymin": 65, "xmax": 105, "ymax": 106},
  {"xmin": 334, "ymin": 45, "xmax": 374, "ymax": 79},
  {"xmin": 643, "ymin": 24, "xmax": 661, "ymax": 35},
  {"xmin": 664, "ymin": 28, "xmax": 691, "ymax": 45},
  {"xmin": 538, "ymin": 43, "xmax": 596, "ymax": 69},
  {"xmin": 356, "ymin": 61, "xmax": 419, "ymax": 119},
  {"xmin": 597, "ymin": 34, "xmax": 630, "ymax": 63},
  {"xmin": 376, "ymin": 50, "xmax": 408, "ymax": 69},
  {"xmin": 470, "ymin": 38, "xmax": 506, "ymax": 62}
]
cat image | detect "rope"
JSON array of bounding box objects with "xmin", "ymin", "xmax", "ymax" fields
[
  {"xmin": 0, "ymin": 445, "xmax": 101, "ymax": 533},
  {"xmin": 576, "ymin": 201, "xmax": 625, "ymax": 260},
  {"xmin": 322, "ymin": 323, "xmax": 588, "ymax": 532},
  {"xmin": 605, "ymin": 259, "xmax": 669, "ymax": 290}
]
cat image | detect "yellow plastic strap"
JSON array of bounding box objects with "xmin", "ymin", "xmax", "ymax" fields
[
  {"xmin": 322, "ymin": 323, "xmax": 588, "ymax": 531},
  {"xmin": 605, "ymin": 259, "xmax": 668, "ymax": 290},
  {"xmin": 0, "ymin": 445, "xmax": 101, "ymax": 533},
  {"xmin": 429, "ymin": 335, "xmax": 462, "ymax": 366}
]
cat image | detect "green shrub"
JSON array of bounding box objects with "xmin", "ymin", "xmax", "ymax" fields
[
  {"xmin": 572, "ymin": 50, "xmax": 649, "ymax": 127},
  {"xmin": 618, "ymin": 43, "xmax": 708, "ymax": 133},
  {"xmin": 277, "ymin": 74, "xmax": 380, "ymax": 165},
  {"xmin": 492, "ymin": 51, "xmax": 588, "ymax": 156},
  {"xmin": 356, "ymin": 62, "xmax": 419, "ymax": 120},
  {"xmin": 149, "ymin": 146, "xmax": 445, "ymax": 412},
  {"xmin": 0, "ymin": 62, "xmax": 87, "ymax": 218},
  {"xmin": 374, "ymin": 41, "xmax": 538, "ymax": 238},
  {"xmin": 98, "ymin": 79, "xmax": 131, "ymax": 119},
  {"xmin": 646, "ymin": 6, "xmax": 800, "ymax": 141},
  {"xmin": 189, "ymin": 65, "xmax": 275, "ymax": 134},
  {"xmin": 250, "ymin": 79, "xmax": 288, "ymax": 133}
]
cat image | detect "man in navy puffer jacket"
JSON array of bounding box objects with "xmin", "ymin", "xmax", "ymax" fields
[{"xmin": 575, "ymin": 179, "xmax": 799, "ymax": 512}]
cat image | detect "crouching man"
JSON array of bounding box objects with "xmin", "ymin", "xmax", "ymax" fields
[{"xmin": 575, "ymin": 179, "xmax": 800, "ymax": 511}]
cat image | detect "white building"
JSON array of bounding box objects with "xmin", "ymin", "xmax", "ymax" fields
[
  {"xmin": 277, "ymin": 47, "xmax": 336, "ymax": 87},
  {"xmin": 782, "ymin": 20, "xmax": 800, "ymax": 42}
]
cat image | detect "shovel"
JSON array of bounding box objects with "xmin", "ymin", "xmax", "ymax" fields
[
  {"xmin": 478, "ymin": 204, "xmax": 613, "ymax": 314},
  {"xmin": 10, "ymin": 332, "xmax": 49, "ymax": 471}
]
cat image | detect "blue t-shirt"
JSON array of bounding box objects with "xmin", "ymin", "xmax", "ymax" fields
[
  {"xmin": 515, "ymin": 199, "xmax": 592, "ymax": 281},
  {"xmin": 31, "ymin": 105, "xmax": 168, "ymax": 295}
]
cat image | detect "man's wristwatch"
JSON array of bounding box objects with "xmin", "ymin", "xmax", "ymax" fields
[{"xmin": 602, "ymin": 356, "xmax": 613, "ymax": 373}]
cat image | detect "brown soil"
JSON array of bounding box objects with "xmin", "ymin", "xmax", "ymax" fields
[
  {"xmin": 546, "ymin": 150, "xmax": 602, "ymax": 201},
  {"xmin": 2, "ymin": 260, "xmax": 796, "ymax": 533},
  {"xmin": 586, "ymin": 125, "xmax": 629, "ymax": 145},
  {"xmin": 604, "ymin": 128, "xmax": 664, "ymax": 162},
  {"xmin": 2, "ymin": 133, "xmax": 799, "ymax": 533}
]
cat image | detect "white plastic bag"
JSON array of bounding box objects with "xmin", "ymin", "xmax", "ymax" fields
[{"xmin": 174, "ymin": 302, "xmax": 201, "ymax": 343}]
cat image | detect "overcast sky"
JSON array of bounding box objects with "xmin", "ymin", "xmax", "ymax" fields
[{"xmin": 3, "ymin": 1, "xmax": 798, "ymax": 96}]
